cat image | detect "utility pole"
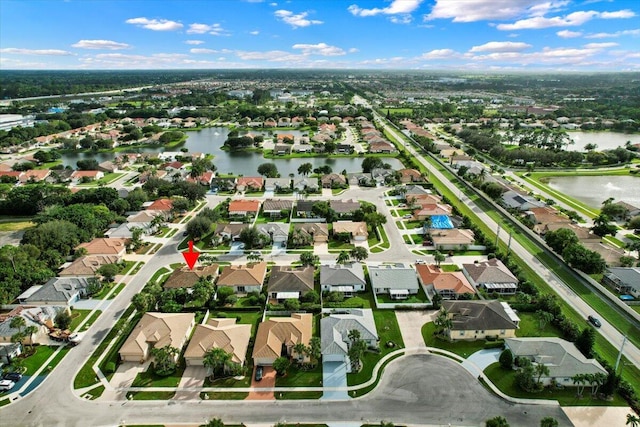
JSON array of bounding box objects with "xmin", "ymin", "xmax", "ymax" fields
[
  {"xmin": 495, "ymin": 224, "xmax": 501, "ymax": 248},
  {"xmin": 615, "ymin": 335, "xmax": 627, "ymax": 373},
  {"xmin": 507, "ymin": 231, "xmax": 513, "ymax": 256}
]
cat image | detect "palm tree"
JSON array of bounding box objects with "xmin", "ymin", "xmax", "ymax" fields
[
  {"xmin": 423, "ymin": 216, "xmax": 432, "ymax": 237},
  {"xmin": 10, "ymin": 316, "xmax": 26, "ymax": 336},
  {"xmin": 572, "ymin": 374, "xmax": 587, "ymax": 397},
  {"xmin": 534, "ymin": 363, "xmax": 550, "ymax": 385},
  {"xmin": 336, "ymin": 251, "xmax": 350, "ymax": 264},
  {"xmin": 590, "ymin": 372, "xmax": 607, "ymax": 395},
  {"xmin": 308, "ymin": 336, "xmax": 321, "ymax": 368},
  {"xmin": 626, "ymin": 414, "xmax": 640, "ymax": 427},
  {"xmin": 433, "ymin": 250, "xmax": 445, "ymax": 267},
  {"xmin": 434, "ymin": 308, "xmax": 452, "ymax": 335},
  {"xmin": 24, "ymin": 325, "xmax": 38, "ymax": 352},
  {"xmin": 297, "ymin": 163, "xmax": 313, "ymax": 176},
  {"xmin": 203, "ymin": 347, "xmax": 232, "ymax": 380},
  {"xmin": 293, "ymin": 342, "xmax": 307, "ymax": 363}
]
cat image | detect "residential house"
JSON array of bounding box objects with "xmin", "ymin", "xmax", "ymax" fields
[
  {"xmin": 407, "ymin": 193, "xmax": 442, "ymax": 208},
  {"xmin": 252, "ymin": 313, "xmax": 313, "ymax": 366},
  {"xmin": 292, "ymin": 223, "xmax": 329, "ymax": 244},
  {"xmin": 441, "ymin": 300, "xmax": 520, "ymax": 341},
  {"xmin": 321, "ymin": 173, "xmax": 347, "ymax": 188},
  {"xmin": 264, "ymin": 178, "xmax": 291, "ymax": 192},
  {"xmin": 603, "ymin": 267, "xmax": 640, "ymax": 298},
  {"xmin": 119, "ymin": 312, "xmax": 195, "ymax": 363},
  {"xmin": 416, "ymin": 264, "xmax": 475, "ymax": 299},
  {"xmin": 77, "ymin": 238, "xmax": 128, "ymax": 257},
  {"xmin": 502, "ymin": 191, "xmax": 545, "ymax": 211},
  {"xmin": 505, "ymin": 337, "xmax": 608, "ymax": 387},
  {"xmin": 0, "ymin": 305, "xmax": 68, "ymax": 344},
  {"xmin": 23, "ymin": 277, "xmax": 95, "ymax": 306},
  {"xmin": 59, "ymin": 255, "xmax": 121, "ymax": 277},
  {"xmin": 398, "ymin": 168, "xmax": 424, "ymax": 184},
  {"xmin": 105, "ymin": 222, "xmax": 150, "ymax": 239},
  {"xmin": 614, "ymin": 201, "xmax": 640, "ymax": 218},
  {"xmin": 214, "ymin": 223, "xmax": 249, "ymax": 242},
  {"xmin": 321, "ymin": 309, "xmax": 378, "ymax": 372},
  {"xmin": 347, "ymin": 172, "xmax": 373, "ymax": 186},
  {"xmin": 236, "ymin": 177, "xmax": 263, "ymax": 192},
  {"xmin": 371, "ymin": 168, "xmax": 396, "ymax": 184},
  {"xmin": 70, "ymin": 170, "xmax": 104, "ymax": 184},
  {"xmin": 145, "ymin": 198, "xmax": 173, "ymax": 215},
  {"xmin": 320, "ymin": 263, "xmax": 366, "ymax": 296},
  {"xmin": 267, "ymin": 266, "xmax": 315, "ymax": 302},
  {"xmin": 526, "ymin": 207, "xmax": 572, "ymax": 235},
  {"xmin": 138, "ymin": 170, "xmax": 168, "ymax": 185},
  {"xmin": 330, "ymin": 199, "xmax": 361, "ymax": 217},
  {"xmin": 369, "ymin": 264, "xmax": 421, "ymax": 300},
  {"xmin": 184, "ymin": 318, "xmax": 252, "ymax": 368},
  {"xmin": 413, "ymin": 203, "xmax": 453, "ymax": 221},
  {"xmin": 20, "ymin": 169, "xmax": 51, "ymax": 183},
  {"xmin": 228, "ymin": 200, "xmax": 261, "ymax": 217},
  {"xmin": 186, "ymin": 171, "xmax": 214, "ymax": 186},
  {"xmin": 294, "ymin": 177, "xmax": 320, "ymax": 193},
  {"xmin": 256, "ymin": 222, "xmax": 290, "ymax": 245},
  {"xmin": 368, "ymin": 141, "xmax": 397, "ymax": 154},
  {"xmin": 0, "ymin": 343, "xmax": 22, "ymax": 365},
  {"xmin": 336, "ymin": 143, "xmax": 354, "ymax": 153},
  {"xmin": 405, "ymin": 185, "xmax": 432, "ymax": 198},
  {"xmin": 273, "ymin": 144, "xmax": 292, "ymax": 155},
  {"xmin": 163, "ymin": 264, "xmax": 219, "ymax": 289},
  {"xmin": 430, "ymin": 229, "xmax": 475, "ymax": 250},
  {"xmin": 296, "ymin": 200, "xmax": 316, "ymax": 217},
  {"xmin": 332, "ymin": 221, "xmax": 368, "ymax": 242},
  {"xmin": 262, "ymin": 199, "xmax": 293, "ymax": 218},
  {"xmin": 217, "ymin": 262, "xmax": 267, "ymax": 295},
  {"xmin": 581, "ymin": 241, "xmax": 626, "ymax": 267},
  {"xmin": 97, "ymin": 161, "xmax": 118, "ymax": 173},
  {"xmin": 462, "ymin": 259, "xmax": 519, "ymax": 295},
  {"xmin": 211, "ymin": 177, "xmax": 236, "ymax": 192}
]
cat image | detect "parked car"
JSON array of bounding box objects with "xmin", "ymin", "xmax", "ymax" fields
[
  {"xmin": 403, "ymin": 214, "xmax": 413, "ymax": 219},
  {"xmin": 587, "ymin": 315, "xmax": 601, "ymax": 328},
  {"xmin": 0, "ymin": 380, "xmax": 15, "ymax": 392},
  {"xmin": 3, "ymin": 372, "xmax": 22, "ymax": 382},
  {"xmin": 254, "ymin": 365, "xmax": 264, "ymax": 382},
  {"xmin": 415, "ymin": 259, "xmax": 425, "ymax": 264}
]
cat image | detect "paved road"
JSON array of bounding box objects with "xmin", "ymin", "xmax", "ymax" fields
[
  {"xmin": 2, "ymin": 354, "xmax": 572, "ymax": 427},
  {"xmin": 365, "ymin": 100, "xmax": 640, "ymax": 367}
]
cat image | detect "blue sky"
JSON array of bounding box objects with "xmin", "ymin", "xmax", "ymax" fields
[{"xmin": 1, "ymin": 0, "xmax": 639, "ymax": 71}]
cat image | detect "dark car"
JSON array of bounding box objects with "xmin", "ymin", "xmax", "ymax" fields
[
  {"xmin": 254, "ymin": 365, "xmax": 264, "ymax": 382},
  {"xmin": 587, "ymin": 315, "xmax": 602, "ymax": 328},
  {"xmin": 3, "ymin": 372, "xmax": 22, "ymax": 382}
]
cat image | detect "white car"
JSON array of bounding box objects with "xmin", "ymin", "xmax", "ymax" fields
[
  {"xmin": 0, "ymin": 379, "xmax": 15, "ymax": 392},
  {"xmin": 403, "ymin": 214, "xmax": 413, "ymax": 219},
  {"xmin": 415, "ymin": 259, "xmax": 426, "ymax": 264}
]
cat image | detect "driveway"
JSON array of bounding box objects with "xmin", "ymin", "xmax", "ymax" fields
[
  {"xmin": 395, "ymin": 310, "xmax": 436, "ymax": 349},
  {"xmin": 462, "ymin": 348, "xmax": 501, "ymax": 377},
  {"xmin": 173, "ymin": 365, "xmax": 206, "ymax": 401},
  {"xmin": 321, "ymin": 361, "xmax": 348, "ymax": 400},
  {"xmin": 101, "ymin": 361, "xmax": 150, "ymax": 400},
  {"xmin": 229, "ymin": 242, "xmax": 245, "ymax": 255},
  {"xmin": 314, "ymin": 242, "xmax": 329, "ymax": 255},
  {"xmin": 245, "ymin": 366, "xmax": 275, "ymax": 400}
]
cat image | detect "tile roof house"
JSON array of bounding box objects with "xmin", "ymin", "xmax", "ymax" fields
[
  {"xmin": 252, "ymin": 313, "xmax": 313, "ymax": 366},
  {"xmin": 163, "ymin": 264, "xmax": 219, "ymax": 289},
  {"xmin": 146, "ymin": 198, "xmax": 173, "ymax": 212},
  {"xmin": 262, "ymin": 199, "xmax": 293, "ymax": 217},
  {"xmin": 264, "ymin": 177, "xmax": 292, "ymax": 192},
  {"xmin": 236, "ymin": 177, "xmax": 263, "ymax": 192},
  {"xmin": 321, "ymin": 173, "xmax": 347, "ymax": 188},
  {"xmin": 24, "ymin": 277, "xmax": 96, "ymax": 306},
  {"xmin": 505, "ymin": 337, "xmax": 607, "ymax": 386},
  {"xmin": 320, "ymin": 263, "xmax": 366, "ymax": 296},
  {"xmin": 59, "ymin": 255, "xmax": 122, "ymax": 277},
  {"xmin": 369, "ymin": 264, "xmax": 422, "ymax": 300},
  {"xmin": 119, "ymin": 312, "xmax": 195, "ymax": 363},
  {"xmin": 441, "ymin": 300, "xmax": 520, "ymax": 341},
  {"xmin": 581, "ymin": 241, "xmax": 626, "ymax": 267},
  {"xmin": 330, "ymin": 199, "xmax": 361, "ymax": 215},
  {"xmin": 405, "ymin": 185, "xmax": 432, "ymax": 197},
  {"xmin": 214, "ymin": 223, "xmax": 249, "ymax": 241},
  {"xmin": 184, "ymin": 318, "xmax": 252, "ymax": 368},
  {"xmin": 502, "ymin": 190, "xmax": 545, "ymax": 211},
  {"xmin": 416, "ymin": 264, "xmax": 475, "ymax": 299},
  {"xmin": 347, "ymin": 172, "xmax": 373, "ymax": 186},
  {"xmin": 296, "ymin": 200, "xmax": 316, "ymax": 217},
  {"xmin": 20, "ymin": 169, "xmax": 51, "ymax": 183},
  {"xmin": 614, "ymin": 201, "xmax": 640, "ymax": 218},
  {"xmin": 0, "ymin": 305, "xmax": 68, "ymax": 344},
  {"xmin": 267, "ymin": 266, "xmax": 315, "ymax": 301},
  {"xmin": 228, "ymin": 200, "xmax": 261, "ymax": 217},
  {"xmin": 292, "ymin": 223, "xmax": 329, "ymax": 244},
  {"xmin": 256, "ymin": 222, "xmax": 290, "ymax": 244},
  {"xmin": 332, "ymin": 221, "xmax": 369, "ymax": 241},
  {"xmin": 70, "ymin": 170, "xmax": 104, "ymax": 183},
  {"xmin": 217, "ymin": 262, "xmax": 267, "ymax": 295},
  {"xmin": 321, "ymin": 309, "xmax": 378, "ymax": 372},
  {"xmin": 603, "ymin": 267, "xmax": 640, "ymax": 298},
  {"xmin": 462, "ymin": 259, "xmax": 519, "ymax": 295},
  {"xmin": 398, "ymin": 168, "xmax": 424, "ymax": 184},
  {"xmin": 527, "ymin": 207, "xmax": 572, "ymax": 235},
  {"xmin": 413, "ymin": 203, "xmax": 453, "ymax": 220},
  {"xmin": 430, "ymin": 229, "xmax": 475, "ymax": 250},
  {"xmin": 368, "ymin": 141, "xmax": 397, "ymax": 153},
  {"xmin": 105, "ymin": 222, "xmax": 151, "ymax": 239},
  {"xmin": 77, "ymin": 238, "xmax": 128, "ymax": 257}
]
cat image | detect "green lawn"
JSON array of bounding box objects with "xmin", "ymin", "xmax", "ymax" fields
[
  {"xmin": 328, "ymin": 240, "xmax": 356, "ymax": 250},
  {"xmin": 276, "ymin": 363, "xmax": 322, "ymax": 387},
  {"xmin": 79, "ymin": 310, "xmax": 101, "ymax": 332},
  {"xmin": 69, "ymin": 309, "xmax": 92, "ymax": 331},
  {"xmin": 23, "ymin": 345, "xmax": 58, "ymax": 375},
  {"xmin": 131, "ymin": 364, "xmax": 186, "ymax": 388},
  {"xmin": 377, "ymin": 286, "xmax": 430, "ymax": 304},
  {"xmin": 0, "ymin": 219, "xmax": 34, "ymax": 232},
  {"xmin": 129, "ymin": 391, "xmax": 175, "ymax": 400},
  {"xmin": 421, "ymin": 322, "xmax": 487, "ymax": 358},
  {"xmin": 202, "ymin": 391, "xmax": 248, "ymax": 400},
  {"xmin": 77, "ymin": 172, "xmax": 125, "ymax": 187},
  {"xmin": 209, "ymin": 311, "xmax": 262, "ymax": 335},
  {"xmin": 440, "ymin": 264, "xmax": 460, "ymax": 272},
  {"xmin": 83, "ymin": 385, "xmax": 105, "ymax": 400},
  {"xmin": 149, "ymin": 267, "xmax": 170, "ymax": 285},
  {"xmin": 275, "ymin": 391, "xmax": 323, "ymax": 400},
  {"xmin": 484, "ymin": 363, "xmax": 627, "ymax": 406},
  {"xmin": 516, "ymin": 312, "xmax": 563, "ymax": 338}
]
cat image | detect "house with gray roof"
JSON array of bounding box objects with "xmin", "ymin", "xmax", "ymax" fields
[
  {"xmin": 292, "ymin": 223, "xmax": 329, "ymax": 244},
  {"xmin": 262, "ymin": 199, "xmax": 293, "ymax": 218},
  {"xmin": 321, "ymin": 309, "xmax": 378, "ymax": 372},
  {"xmin": 267, "ymin": 266, "xmax": 315, "ymax": 302},
  {"xmin": 462, "ymin": 259, "xmax": 519, "ymax": 295},
  {"xmin": 347, "ymin": 172, "xmax": 373, "ymax": 186},
  {"xmin": 330, "ymin": 199, "xmax": 361, "ymax": 216},
  {"xmin": 105, "ymin": 222, "xmax": 151, "ymax": 238},
  {"xmin": 214, "ymin": 223, "xmax": 249, "ymax": 242},
  {"xmin": 371, "ymin": 168, "xmax": 396, "ymax": 184},
  {"xmin": 603, "ymin": 267, "xmax": 640, "ymax": 298},
  {"xmin": 368, "ymin": 264, "xmax": 421, "ymax": 300},
  {"xmin": 296, "ymin": 200, "xmax": 316, "ymax": 217},
  {"xmin": 404, "ymin": 185, "xmax": 431, "ymax": 196},
  {"xmin": 264, "ymin": 178, "xmax": 291, "ymax": 192},
  {"xmin": 256, "ymin": 222, "xmax": 290, "ymax": 244},
  {"xmin": 505, "ymin": 337, "xmax": 607, "ymax": 387},
  {"xmin": 294, "ymin": 177, "xmax": 320, "ymax": 193},
  {"xmin": 23, "ymin": 277, "xmax": 96, "ymax": 306},
  {"xmin": 441, "ymin": 300, "xmax": 520, "ymax": 341},
  {"xmin": 0, "ymin": 305, "xmax": 68, "ymax": 344},
  {"xmin": 502, "ymin": 190, "xmax": 545, "ymax": 211},
  {"xmin": 320, "ymin": 263, "xmax": 366, "ymax": 297}
]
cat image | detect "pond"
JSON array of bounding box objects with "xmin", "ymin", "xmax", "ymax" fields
[
  {"xmin": 60, "ymin": 127, "xmax": 405, "ymax": 176},
  {"xmin": 565, "ymin": 131, "xmax": 640, "ymax": 152},
  {"xmin": 546, "ymin": 175, "xmax": 640, "ymax": 208}
]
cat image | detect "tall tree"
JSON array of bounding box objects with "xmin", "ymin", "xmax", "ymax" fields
[
  {"xmin": 203, "ymin": 347, "xmax": 233, "ymax": 379},
  {"xmin": 297, "ymin": 163, "xmax": 313, "ymax": 176},
  {"xmin": 150, "ymin": 345, "xmax": 179, "ymax": 376},
  {"xmin": 336, "ymin": 251, "xmax": 350, "ymax": 264},
  {"xmin": 350, "ymin": 246, "xmax": 369, "ymax": 262}
]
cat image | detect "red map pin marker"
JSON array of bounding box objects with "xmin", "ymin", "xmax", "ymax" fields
[{"xmin": 182, "ymin": 240, "xmax": 200, "ymax": 270}]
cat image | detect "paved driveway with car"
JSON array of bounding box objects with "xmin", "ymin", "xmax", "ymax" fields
[{"xmin": 245, "ymin": 366, "xmax": 275, "ymax": 400}]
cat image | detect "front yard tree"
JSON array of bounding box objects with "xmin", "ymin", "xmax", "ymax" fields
[
  {"xmin": 129, "ymin": 227, "xmax": 144, "ymax": 251},
  {"xmin": 24, "ymin": 325, "xmax": 38, "ymax": 351},
  {"xmin": 576, "ymin": 327, "xmax": 596, "ymax": 358},
  {"xmin": 540, "ymin": 417, "xmax": 559, "ymax": 427},
  {"xmin": 499, "ymin": 349, "xmax": 513, "ymax": 369},
  {"xmin": 347, "ymin": 332, "xmax": 366, "ymax": 372},
  {"xmin": 628, "ymin": 215, "xmax": 640, "ymax": 231},
  {"xmin": 591, "ymin": 214, "xmax": 617, "ymax": 237},
  {"xmin": 9, "ymin": 316, "xmax": 26, "ymax": 335},
  {"xmin": 132, "ymin": 292, "xmax": 155, "ymax": 313},
  {"xmin": 544, "ymin": 228, "xmax": 579, "ymax": 254},
  {"xmin": 216, "ymin": 286, "xmax": 235, "ymax": 306},
  {"xmin": 151, "ymin": 345, "xmax": 179, "ymax": 376},
  {"xmin": 350, "ymin": 246, "xmax": 368, "ymax": 262},
  {"xmin": 336, "ymin": 251, "xmax": 350, "ymax": 264},
  {"xmin": 297, "ymin": 163, "xmax": 313, "ymax": 176},
  {"xmin": 299, "ymin": 252, "xmax": 319, "ymax": 267},
  {"xmin": 186, "ymin": 216, "xmax": 212, "ymax": 241},
  {"xmin": 434, "ymin": 308, "xmax": 452, "ymax": 335},
  {"xmin": 257, "ymin": 162, "xmax": 279, "ymax": 178},
  {"xmin": 203, "ymin": 347, "xmax": 232, "ymax": 379},
  {"xmin": 536, "ymin": 310, "xmax": 554, "ymax": 329},
  {"xmin": 273, "ymin": 356, "xmax": 291, "ymax": 376},
  {"xmin": 434, "ymin": 250, "xmax": 445, "ymax": 266},
  {"xmin": 534, "ymin": 362, "xmax": 550, "ymax": 385},
  {"xmin": 55, "ymin": 310, "xmax": 72, "ymax": 330},
  {"xmin": 308, "ymin": 336, "xmax": 321, "ymax": 368},
  {"xmin": 290, "ymin": 228, "xmax": 313, "ymax": 248},
  {"xmin": 97, "ymin": 263, "xmax": 120, "ymax": 282}
]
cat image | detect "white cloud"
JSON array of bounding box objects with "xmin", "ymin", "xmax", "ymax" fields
[
  {"xmin": 291, "ymin": 43, "xmax": 346, "ymax": 56},
  {"xmin": 470, "ymin": 41, "xmax": 532, "ymax": 52},
  {"xmin": 583, "ymin": 42, "xmax": 618, "ymax": 48},
  {"xmin": 348, "ymin": 47, "xmax": 359, "ymax": 53},
  {"xmin": 497, "ymin": 10, "xmax": 598, "ymax": 30},
  {"xmin": 235, "ymin": 49, "xmax": 305, "ymax": 61},
  {"xmin": 185, "ymin": 40, "xmax": 205, "ymax": 45},
  {"xmin": 600, "ymin": 9, "xmax": 635, "ymax": 19},
  {"xmin": 425, "ymin": 0, "xmax": 547, "ymax": 22},
  {"xmin": 125, "ymin": 17, "xmax": 183, "ymax": 31},
  {"xmin": 250, "ymin": 30, "xmax": 260, "ymax": 35},
  {"xmin": 187, "ymin": 23, "xmax": 229, "ymax": 36},
  {"xmin": 348, "ymin": 0, "xmax": 423, "ymax": 17},
  {"xmin": 556, "ymin": 29, "xmax": 583, "ymax": 38},
  {"xmin": 190, "ymin": 48, "xmax": 218, "ymax": 54},
  {"xmin": 0, "ymin": 48, "xmax": 74, "ymax": 56},
  {"xmin": 585, "ymin": 28, "xmax": 640, "ymax": 38},
  {"xmin": 71, "ymin": 39, "xmax": 130, "ymax": 50},
  {"xmin": 420, "ymin": 49, "xmax": 458, "ymax": 59},
  {"xmin": 274, "ymin": 10, "xmax": 323, "ymax": 28},
  {"xmin": 390, "ymin": 15, "xmax": 413, "ymax": 24}
]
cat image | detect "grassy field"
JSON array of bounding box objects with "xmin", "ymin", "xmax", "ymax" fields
[
  {"xmin": 131, "ymin": 365, "xmax": 185, "ymax": 388},
  {"xmin": 23, "ymin": 345, "xmax": 58, "ymax": 375},
  {"xmin": 0, "ymin": 218, "xmax": 34, "ymax": 232},
  {"xmin": 275, "ymin": 363, "xmax": 322, "ymax": 387},
  {"xmin": 69, "ymin": 309, "xmax": 93, "ymax": 331}
]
